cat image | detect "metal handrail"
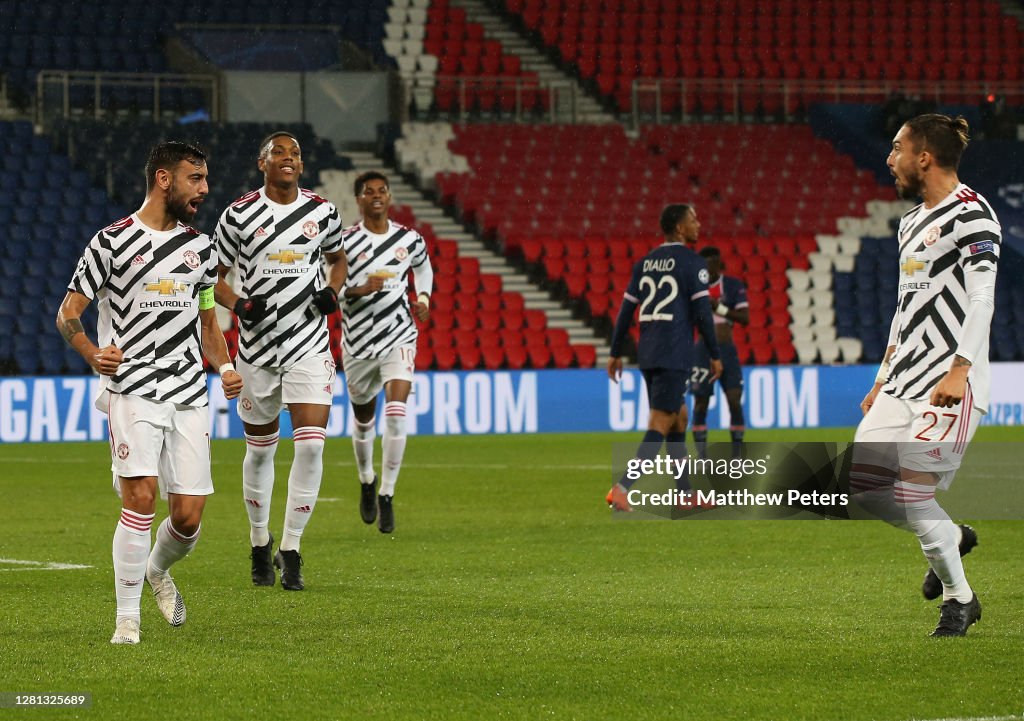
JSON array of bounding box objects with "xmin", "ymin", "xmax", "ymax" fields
[
  {"xmin": 36, "ymin": 70, "xmax": 220, "ymax": 124},
  {"xmin": 630, "ymin": 77, "xmax": 1024, "ymax": 128},
  {"xmin": 403, "ymin": 73, "xmax": 578, "ymax": 123}
]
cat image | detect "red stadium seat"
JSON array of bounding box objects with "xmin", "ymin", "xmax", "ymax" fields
[
  {"xmin": 481, "ymin": 346, "xmax": 506, "ymax": 370},
  {"xmin": 503, "ymin": 293, "xmax": 526, "ymax": 313},
  {"xmin": 503, "ymin": 309, "xmax": 525, "ymax": 331},
  {"xmin": 431, "ymin": 310, "xmax": 455, "ymax": 331},
  {"xmin": 415, "ymin": 346, "xmax": 434, "ymax": 371},
  {"xmin": 527, "ymin": 344, "xmax": 552, "ymax": 368},
  {"xmin": 551, "ymin": 345, "xmax": 575, "ymax": 368},
  {"xmin": 573, "ymin": 344, "xmax": 597, "ymax": 368},
  {"xmin": 524, "ymin": 309, "xmax": 547, "ymax": 329},
  {"xmin": 505, "ymin": 344, "xmax": 529, "ymax": 369},
  {"xmin": 478, "ymin": 310, "xmax": 502, "ymax": 331},
  {"xmin": 434, "ymin": 346, "xmax": 458, "ymax": 370},
  {"xmin": 457, "ymin": 345, "xmax": 481, "ymax": 369}
]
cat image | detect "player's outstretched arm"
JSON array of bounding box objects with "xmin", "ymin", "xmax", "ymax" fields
[
  {"xmin": 56, "ymin": 291, "xmax": 122, "ymax": 376},
  {"xmin": 199, "ymin": 306, "xmax": 243, "ymax": 399}
]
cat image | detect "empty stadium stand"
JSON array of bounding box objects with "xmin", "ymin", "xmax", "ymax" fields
[
  {"xmin": 425, "ymin": 121, "xmax": 894, "ymax": 364},
  {"xmin": 0, "ymin": 0, "xmax": 394, "ymax": 112},
  {"xmin": 501, "ymin": 0, "xmax": 1024, "ymax": 115},
  {"xmin": 0, "ymin": 120, "xmax": 107, "ymax": 374},
  {"xmin": 3, "ymin": 0, "xmax": 1023, "ymax": 376}
]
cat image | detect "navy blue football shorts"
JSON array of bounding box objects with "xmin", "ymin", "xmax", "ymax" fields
[
  {"xmin": 641, "ymin": 368, "xmax": 688, "ymax": 413},
  {"xmin": 690, "ymin": 341, "xmax": 743, "ymax": 396}
]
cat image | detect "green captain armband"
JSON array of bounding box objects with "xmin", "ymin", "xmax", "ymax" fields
[{"xmin": 198, "ymin": 286, "xmax": 215, "ymax": 310}]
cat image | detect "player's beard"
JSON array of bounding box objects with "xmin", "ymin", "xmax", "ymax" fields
[
  {"xmin": 167, "ymin": 180, "xmax": 198, "ymax": 224},
  {"xmin": 895, "ymin": 169, "xmax": 923, "ymax": 200}
]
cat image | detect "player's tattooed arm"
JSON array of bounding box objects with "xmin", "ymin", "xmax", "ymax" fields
[
  {"xmin": 56, "ymin": 291, "xmax": 93, "ymax": 349},
  {"xmin": 58, "ymin": 317, "xmax": 85, "ymax": 345},
  {"xmin": 952, "ymin": 355, "xmax": 973, "ymax": 368}
]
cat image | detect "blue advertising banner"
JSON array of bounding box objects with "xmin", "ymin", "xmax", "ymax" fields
[{"xmin": 1, "ymin": 364, "xmax": 1022, "ymax": 443}]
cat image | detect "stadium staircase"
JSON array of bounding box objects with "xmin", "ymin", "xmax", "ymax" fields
[{"xmin": 384, "ymin": 0, "xmax": 611, "ymax": 121}]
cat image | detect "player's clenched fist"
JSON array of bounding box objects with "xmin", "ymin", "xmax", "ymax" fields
[
  {"xmin": 93, "ymin": 345, "xmax": 123, "ymax": 376},
  {"xmin": 221, "ymin": 369, "xmax": 244, "ymax": 400}
]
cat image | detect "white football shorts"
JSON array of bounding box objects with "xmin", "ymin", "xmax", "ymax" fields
[
  {"xmin": 853, "ymin": 385, "xmax": 983, "ymax": 489},
  {"xmin": 343, "ymin": 344, "xmax": 416, "ymax": 405},
  {"xmin": 106, "ymin": 392, "xmax": 213, "ymax": 498},
  {"xmin": 236, "ymin": 352, "xmax": 336, "ymax": 424}
]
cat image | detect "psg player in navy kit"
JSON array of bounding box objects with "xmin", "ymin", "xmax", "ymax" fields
[
  {"xmin": 690, "ymin": 246, "xmax": 749, "ymax": 459},
  {"xmin": 606, "ymin": 204, "xmax": 722, "ymax": 511}
]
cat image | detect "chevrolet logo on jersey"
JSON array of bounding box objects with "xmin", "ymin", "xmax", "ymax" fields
[
  {"xmin": 145, "ymin": 279, "xmax": 188, "ymax": 295},
  {"xmin": 269, "ymin": 250, "xmax": 305, "ymax": 264},
  {"xmin": 901, "ymin": 257, "xmax": 926, "ymax": 276}
]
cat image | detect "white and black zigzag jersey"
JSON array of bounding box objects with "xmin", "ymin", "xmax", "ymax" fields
[
  {"xmin": 68, "ymin": 214, "xmax": 219, "ymax": 408},
  {"xmin": 214, "ymin": 187, "xmax": 343, "ymax": 367},
  {"xmin": 341, "ymin": 220, "xmax": 430, "ymax": 359},
  {"xmin": 884, "ymin": 183, "xmax": 1000, "ymax": 411}
]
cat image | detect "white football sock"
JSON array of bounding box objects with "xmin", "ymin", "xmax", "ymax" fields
[
  {"xmin": 896, "ymin": 481, "xmax": 973, "ymax": 603},
  {"xmin": 352, "ymin": 418, "xmax": 376, "ymax": 484},
  {"xmin": 280, "ymin": 427, "xmax": 326, "ymax": 552},
  {"xmin": 148, "ymin": 518, "xmax": 200, "ymax": 576},
  {"xmin": 113, "ymin": 509, "xmax": 154, "ymax": 622},
  {"xmin": 380, "ymin": 402, "xmax": 407, "ymax": 497},
  {"xmin": 243, "ymin": 431, "xmax": 279, "ymax": 547}
]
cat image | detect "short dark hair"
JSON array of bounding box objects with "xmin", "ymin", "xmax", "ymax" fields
[
  {"xmin": 145, "ymin": 141, "xmax": 207, "ymax": 192},
  {"xmin": 903, "ymin": 114, "xmax": 970, "ymax": 170},
  {"xmin": 659, "ymin": 203, "xmax": 692, "ymax": 236},
  {"xmin": 354, "ymin": 170, "xmax": 389, "ymax": 197},
  {"xmin": 258, "ymin": 131, "xmax": 300, "ymax": 159},
  {"xmin": 698, "ymin": 246, "xmax": 721, "ymax": 259}
]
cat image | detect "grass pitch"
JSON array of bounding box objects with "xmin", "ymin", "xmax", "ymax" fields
[{"xmin": 1, "ymin": 428, "xmax": 1021, "ymax": 721}]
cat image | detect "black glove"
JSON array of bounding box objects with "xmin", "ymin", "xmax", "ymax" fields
[
  {"xmin": 311, "ymin": 286, "xmax": 339, "ymax": 315},
  {"xmin": 233, "ymin": 297, "xmax": 268, "ymax": 324}
]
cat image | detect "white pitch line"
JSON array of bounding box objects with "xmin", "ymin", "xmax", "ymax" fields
[
  {"xmin": 0, "ymin": 457, "xmax": 610, "ymax": 471},
  {"xmin": 0, "ymin": 558, "xmax": 92, "ymax": 571},
  {"xmin": 909, "ymin": 715, "xmax": 1023, "ymax": 721}
]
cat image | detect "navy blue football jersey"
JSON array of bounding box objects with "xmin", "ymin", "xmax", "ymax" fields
[
  {"xmin": 611, "ymin": 242, "xmax": 719, "ymax": 370},
  {"xmin": 708, "ymin": 275, "xmax": 749, "ymax": 326}
]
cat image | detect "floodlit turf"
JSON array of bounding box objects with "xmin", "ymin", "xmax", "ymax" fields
[{"xmin": 1, "ymin": 428, "xmax": 1021, "ymax": 721}]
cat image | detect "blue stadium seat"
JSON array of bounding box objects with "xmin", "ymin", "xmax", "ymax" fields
[
  {"xmin": 68, "ymin": 172, "xmax": 90, "ymax": 190},
  {"xmin": 83, "ymin": 206, "xmax": 108, "ymax": 226},
  {"xmin": 59, "ymin": 206, "xmax": 83, "ymax": 224}
]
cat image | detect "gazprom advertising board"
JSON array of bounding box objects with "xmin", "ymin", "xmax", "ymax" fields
[{"xmin": 1, "ymin": 364, "xmax": 1022, "ymax": 443}]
